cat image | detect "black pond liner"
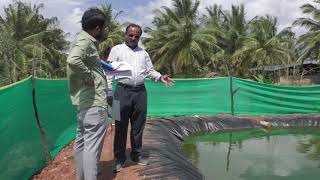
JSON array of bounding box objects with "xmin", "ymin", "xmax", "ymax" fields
[{"xmin": 140, "ymin": 115, "xmax": 320, "ymax": 180}]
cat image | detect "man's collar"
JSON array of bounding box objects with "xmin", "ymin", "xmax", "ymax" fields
[
  {"xmin": 124, "ymin": 42, "xmax": 139, "ymax": 51},
  {"xmin": 81, "ymin": 30, "xmax": 98, "ymax": 45}
]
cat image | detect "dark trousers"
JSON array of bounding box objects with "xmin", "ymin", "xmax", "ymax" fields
[{"xmin": 113, "ymin": 83, "xmax": 147, "ymax": 162}]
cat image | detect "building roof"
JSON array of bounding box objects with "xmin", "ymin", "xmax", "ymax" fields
[{"xmin": 250, "ymin": 59, "xmax": 318, "ymax": 72}]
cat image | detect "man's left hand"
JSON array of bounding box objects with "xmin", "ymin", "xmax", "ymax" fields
[{"xmin": 160, "ymin": 75, "xmax": 175, "ymax": 86}]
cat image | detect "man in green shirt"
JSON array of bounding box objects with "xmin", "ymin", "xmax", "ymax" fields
[{"xmin": 67, "ymin": 8, "xmax": 108, "ymax": 180}]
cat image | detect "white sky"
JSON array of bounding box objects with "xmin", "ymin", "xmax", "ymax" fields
[{"xmin": 0, "ymin": 0, "xmax": 316, "ymax": 40}]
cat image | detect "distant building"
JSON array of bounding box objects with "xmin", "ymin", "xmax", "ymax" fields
[{"xmin": 250, "ymin": 59, "xmax": 320, "ymax": 85}]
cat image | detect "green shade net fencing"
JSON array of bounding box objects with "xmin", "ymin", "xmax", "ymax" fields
[
  {"xmin": 0, "ymin": 78, "xmax": 46, "ymax": 180},
  {"xmin": 0, "ymin": 78, "xmax": 77, "ymax": 180},
  {"xmin": 35, "ymin": 79, "xmax": 77, "ymax": 158},
  {"xmin": 145, "ymin": 78, "xmax": 231, "ymax": 116},
  {"xmin": 233, "ymin": 78, "xmax": 320, "ymax": 115},
  {"xmin": 1, "ymin": 77, "xmax": 320, "ymax": 179},
  {"xmin": 147, "ymin": 77, "xmax": 320, "ymax": 116}
]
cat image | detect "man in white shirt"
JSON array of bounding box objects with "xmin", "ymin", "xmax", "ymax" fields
[{"xmin": 107, "ymin": 24, "xmax": 174, "ymax": 172}]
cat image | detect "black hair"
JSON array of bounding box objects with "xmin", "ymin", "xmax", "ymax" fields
[
  {"xmin": 81, "ymin": 8, "xmax": 106, "ymax": 31},
  {"xmin": 125, "ymin": 23, "xmax": 142, "ymax": 35}
]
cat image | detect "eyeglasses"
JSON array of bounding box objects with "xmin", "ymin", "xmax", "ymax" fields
[{"xmin": 128, "ymin": 34, "xmax": 140, "ymax": 39}]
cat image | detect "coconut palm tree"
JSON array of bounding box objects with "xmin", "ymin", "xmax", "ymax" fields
[
  {"xmin": 233, "ymin": 16, "xmax": 295, "ymax": 78},
  {"xmin": 0, "ymin": 1, "xmax": 68, "ymax": 84},
  {"xmin": 143, "ymin": 0, "xmax": 222, "ymax": 76},
  {"xmin": 98, "ymin": 3, "xmax": 124, "ymax": 57},
  {"xmin": 201, "ymin": 4, "xmax": 224, "ymax": 28},
  {"xmin": 0, "ymin": 31, "xmax": 16, "ymax": 85},
  {"xmin": 293, "ymin": 0, "xmax": 320, "ymax": 62},
  {"xmin": 202, "ymin": 4, "xmax": 295, "ymax": 79},
  {"xmin": 202, "ymin": 4, "xmax": 248, "ymax": 77}
]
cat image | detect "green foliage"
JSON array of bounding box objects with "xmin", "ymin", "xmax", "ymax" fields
[
  {"xmin": 233, "ymin": 16, "xmax": 295, "ymax": 78},
  {"xmin": 143, "ymin": 1, "xmax": 296, "ymax": 80},
  {"xmin": 0, "ymin": 1, "xmax": 69, "ymax": 86},
  {"xmin": 98, "ymin": 3, "xmax": 124, "ymax": 56},
  {"xmin": 293, "ymin": 0, "xmax": 320, "ymax": 63},
  {"xmin": 143, "ymin": 0, "xmax": 221, "ymax": 76},
  {"xmin": 3, "ymin": 0, "xmax": 319, "ymax": 85},
  {"xmin": 253, "ymin": 74, "xmax": 274, "ymax": 84},
  {"xmin": 204, "ymin": 4, "xmax": 248, "ymax": 77}
]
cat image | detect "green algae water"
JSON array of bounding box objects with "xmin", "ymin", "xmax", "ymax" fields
[{"xmin": 183, "ymin": 128, "xmax": 320, "ymax": 180}]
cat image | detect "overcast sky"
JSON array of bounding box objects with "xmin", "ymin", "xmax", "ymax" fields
[{"xmin": 0, "ymin": 0, "xmax": 315, "ymax": 40}]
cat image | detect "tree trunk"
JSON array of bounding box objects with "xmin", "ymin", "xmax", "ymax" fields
[
  {"xmin": 3, "ymin": 54, "xmax": 11, "ymax": 85},
  {"xmin": 170, "ymin": 60, "xmax": 176, "ymax": 77},
  {"xmin": 10, "ymin": 53, "xmax": 17, "ymax": 83}
]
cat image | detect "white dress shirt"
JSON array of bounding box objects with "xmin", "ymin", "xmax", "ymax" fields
[{"xmin": 106, "ymin": 43, "xmax": 162, "ymax": 95}]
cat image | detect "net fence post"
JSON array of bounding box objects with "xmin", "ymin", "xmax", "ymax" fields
[
  {"xmin": 230, "ymin": 77, "xmax": 235, "ymax": 115},
  {"xmin": 31, "ymin": 44, "xmax": 52, "ymax": 164}
]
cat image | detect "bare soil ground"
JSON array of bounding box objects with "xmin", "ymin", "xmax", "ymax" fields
[{"xmin": 32, "ymin": 125, "xmax": 144, "ymax": 180}]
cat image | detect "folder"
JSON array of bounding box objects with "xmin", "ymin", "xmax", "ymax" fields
[
  {"xmin": 107, "ymin": 99, "xmax": 121, "ymax": 121},
  {"xmin": 103, "ymin": 61, "xmax": 133, "ymax": 77}
]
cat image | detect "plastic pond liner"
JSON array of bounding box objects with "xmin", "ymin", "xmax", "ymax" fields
[
  {"xmin": 140, "ymin": 115, "xmax": 320, "ymax": 180},
  {"xmin": 183, "ymin": 128, "xmax": 320, "ymax": 180}
]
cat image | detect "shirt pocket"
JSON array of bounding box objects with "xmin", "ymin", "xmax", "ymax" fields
[
  {"xmin": 137, "ymin": 54, "xmax": 147, "ymax": 72},
  {"xmin": 85, "ymin": 46, "xmax": 100, "ymax": 67},
  {"xmin": 94, "ymin": 75, "xmax": 104, "ymax": 89}
]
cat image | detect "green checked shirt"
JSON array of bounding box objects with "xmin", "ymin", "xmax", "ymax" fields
[{"xmin": 67, "ymin": 30, "xmax": 107, "ymax": 110}]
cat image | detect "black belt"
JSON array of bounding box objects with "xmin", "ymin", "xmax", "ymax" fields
[{"xmin": 118, "ymin": 82, "xmax": 145, "ymax": 91}]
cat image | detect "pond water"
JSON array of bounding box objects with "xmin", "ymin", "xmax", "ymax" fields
[{"xmin": 183, "ymin": 128, "xmax": 320, "ymax": 180}]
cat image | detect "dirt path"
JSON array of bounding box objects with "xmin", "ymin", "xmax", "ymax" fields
[{"xmin": 33, "ymin": 125, "xmax": 144, "ymax": 180}]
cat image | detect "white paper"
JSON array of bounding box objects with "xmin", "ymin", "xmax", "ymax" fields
[{"xmin": 105, "ymin": 61, "xmax": 133, "ymax": 77}]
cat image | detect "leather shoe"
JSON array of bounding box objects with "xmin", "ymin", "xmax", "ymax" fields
[
  {"xmin": 131, "ymin": 156, "xmax": 149, "ymax": 166},
  {"xmin": 113, "ymin": 160, "xmax": 125, "ymax": 173}
]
